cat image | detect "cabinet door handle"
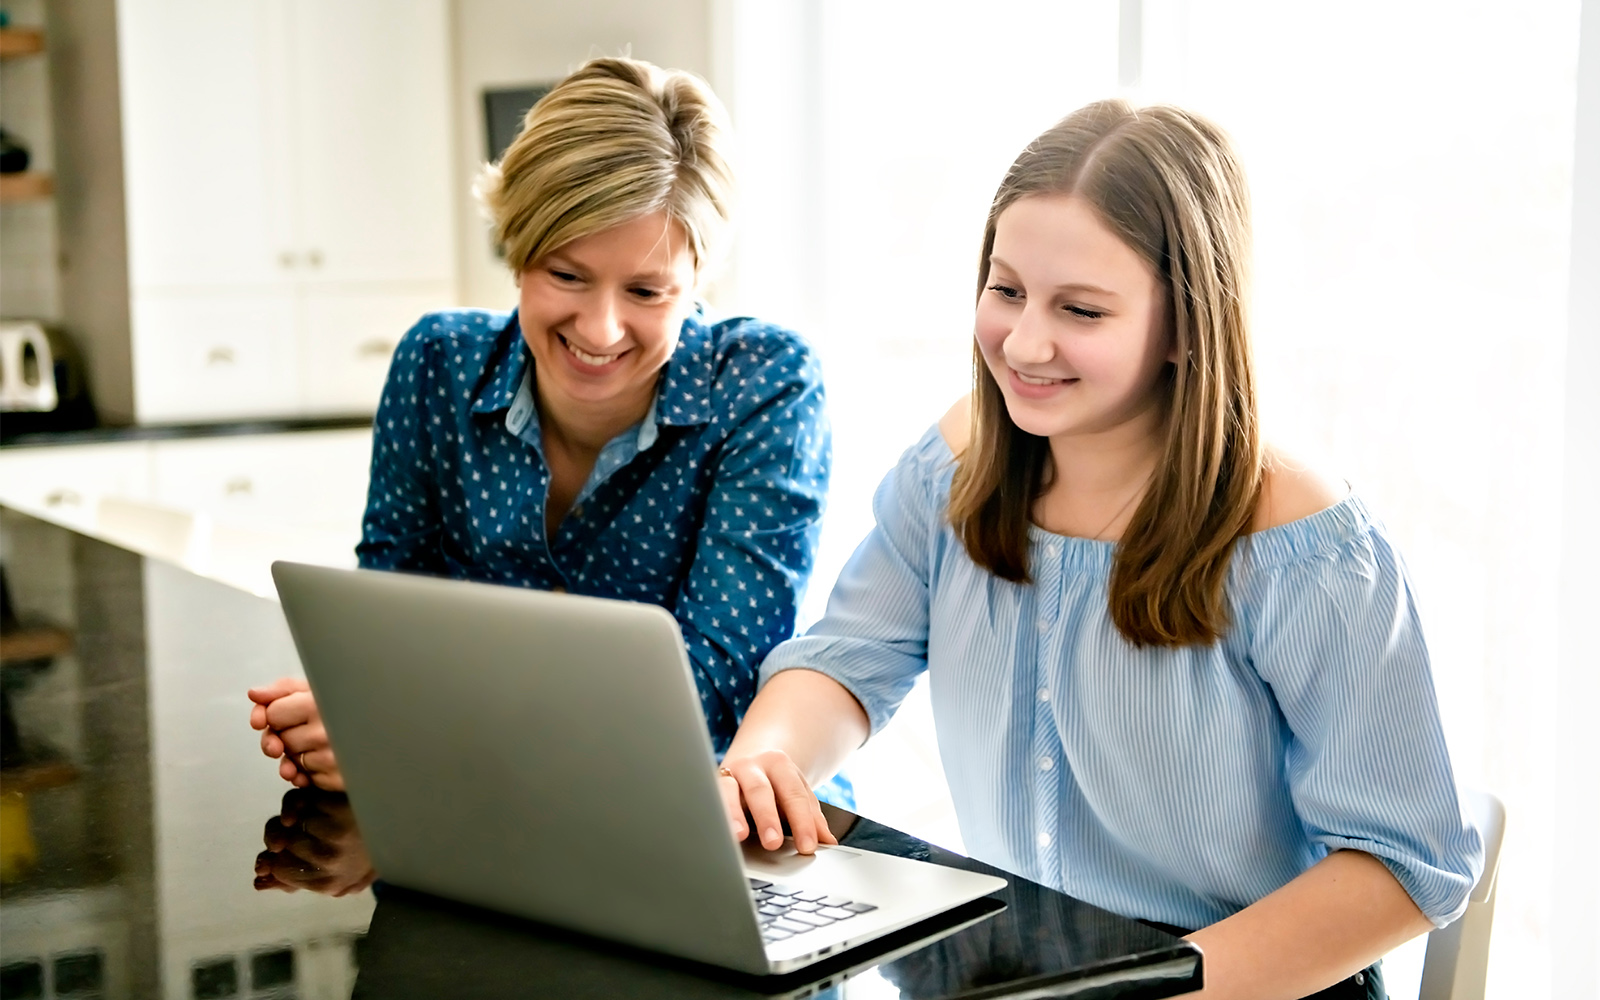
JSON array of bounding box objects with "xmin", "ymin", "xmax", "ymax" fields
[
  {"xmin": 357, "ymin": 339, "xmax": 396, "ymax": 358},
  {"xmin": 307, "ymin": 249, "xmax": 324, "ymax": 268},
  {"xmin": 224, "ymin": 477, "xmax": 253, "ymax": 496},
  {"xmin": 279, "ymin": 251, "xmax": 298, "ymax": 269},
  {"xmin": 206, "ymin": 346, "xmax": 236, "ymax": 366},
  {"xmin": 45, "ymin": 488, "xmax": 82, "ymax": 507}
]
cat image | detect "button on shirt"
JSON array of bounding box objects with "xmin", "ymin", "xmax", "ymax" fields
[
  {"xmin": 762, "ymin": 424, "xmax": 1484, "ymax": 930},
  {"xmin": 359, "ymin": 308, "xmax": 830, "ymax": 752}
]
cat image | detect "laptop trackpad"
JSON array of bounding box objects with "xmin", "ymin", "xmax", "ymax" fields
[{"xmin": 742, "ymin": 840, "xmax": 864, "ymax": 880}]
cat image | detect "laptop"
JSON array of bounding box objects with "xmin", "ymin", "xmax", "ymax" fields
[{"xmin": 270, "ymin": 561, "xmax": 1006, "ymax": 975}]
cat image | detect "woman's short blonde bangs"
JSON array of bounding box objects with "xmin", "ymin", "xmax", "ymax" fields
[{"xmin": 475, "ymin": 57, "xmax": 736, "ymax": 277}]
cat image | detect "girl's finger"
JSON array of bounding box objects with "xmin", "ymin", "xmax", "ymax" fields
[
  {"xmin": 717, "ymin": 771, "xmax": 749, "ymax": 840},
  {"xmin": 774, "ymin": 776, "xmax": 825, "ymax": 854},
  {"xmin": 728, "ymin": 762, "xmax": 785, "ymax": 850}
]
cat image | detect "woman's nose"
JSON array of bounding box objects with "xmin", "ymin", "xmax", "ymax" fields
[{"xmin": 573, "ymin": 295, "xmax": 626, "ymax": 349}]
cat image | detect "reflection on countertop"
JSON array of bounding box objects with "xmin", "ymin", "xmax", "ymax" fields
[{"xmin": 1, "ymin": 507, "xmax": 373, "ymax": 999}]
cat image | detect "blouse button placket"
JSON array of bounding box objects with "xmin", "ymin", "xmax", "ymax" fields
[{"xmin": 1031, "ymin": 536, "xmax": 1065, "ymax": 884}]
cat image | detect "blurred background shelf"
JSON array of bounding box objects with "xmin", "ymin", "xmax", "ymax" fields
[
  {"xmin": 0, "ymin": 625, "xmax": 73, "ymax": 663},
  {"xmin": 0, "ymin": 27, "xmax": 45, "ymax": 57},
  {"xmin": 0, "ymin": 756, "xmax": 79, "ymax": 794},
  {"xmin": 0, "ymin": 171, "xmax": 53, "ymax": 202}
]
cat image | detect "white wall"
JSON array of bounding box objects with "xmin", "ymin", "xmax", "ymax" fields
[
  {"xmin": 1555, "ymin": 0, "xmax": 1600, "ymax": 996},
  {"xmin": 447, "ymin": 0, "xmax": 715, "ymax": 311}
]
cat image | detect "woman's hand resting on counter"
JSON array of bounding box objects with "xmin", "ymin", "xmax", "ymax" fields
[{"xmin": 248, "ymin": 677, "xmax": 345, "ymax": 791}]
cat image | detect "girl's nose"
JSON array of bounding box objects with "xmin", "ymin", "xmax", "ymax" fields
[{"xmin": 1004, "ymin": 304, "xmax": 1056, "ymax": 366}]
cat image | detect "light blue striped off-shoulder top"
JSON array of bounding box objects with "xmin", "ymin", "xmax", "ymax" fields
[{"xmin": 761, "ymin": 424, "xmax": 1484, "ymax": 930}]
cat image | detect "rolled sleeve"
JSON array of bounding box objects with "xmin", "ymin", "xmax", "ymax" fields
[
  {"xmin": 761, "ymin": 425, "xmax": 950, "ymax": 735},
  {"xmin": 1249, "ymin": 528, "xmax": 1485, "ymax": 925},
  {"xmin": 674, "ymin": 338, "xmax": 831, "ymax": 750}
]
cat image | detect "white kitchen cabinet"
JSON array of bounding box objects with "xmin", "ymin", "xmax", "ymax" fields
[
  {"xmin": 115, "ymin": 0, "xmax": 456, "ymax": 422},
  {"xmin": 116, "ymin": 1, "xmax": 288, "ymax": 292},
  {"xmin": 298, "ymin": 284, "xmax": 452, "ymax": 415},
  {"xmin": 286, "ymin": 0, "xmax": 455, "ymax": 287},
  {"xmin": 129, "ymin": 291, "xmax": 300, "ymax": 423},
  {"xmin": 148, "ymin": 429, "xmax": 373, "ymax": 533},
  {"xmin": 0, "ymin": 441, "xmax": 154, "ymax": 526}
]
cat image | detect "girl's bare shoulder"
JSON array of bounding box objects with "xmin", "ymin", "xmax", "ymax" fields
[
  {"xmin": 938, "ymin": 395, "xmax": 972, "ymax": 455},
  {"xmin": 1254, "ymin": 447, "xmax": 1348, "ymax": 531}
]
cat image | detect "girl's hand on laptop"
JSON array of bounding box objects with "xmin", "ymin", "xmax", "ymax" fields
[
  {"xmin": 248, "ymin": 678, "xmax": 346, "ymax": 791},
  {"xmin": 718, "ymin": 750, "xmax": 836, "ymax": 855}
]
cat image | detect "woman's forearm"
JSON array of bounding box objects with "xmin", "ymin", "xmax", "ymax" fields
[
  {"xmin": 1184, "ymin": 849, "xmax": 1435, "ymax": 999},
  {"xmin": 726, "ymin": 668, "xmax": 870, "ymax": 786}
]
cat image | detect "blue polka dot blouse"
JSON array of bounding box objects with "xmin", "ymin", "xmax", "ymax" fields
[{"xmin": 358, "ymin": 307, "xmax": 831, "ymax": 753}]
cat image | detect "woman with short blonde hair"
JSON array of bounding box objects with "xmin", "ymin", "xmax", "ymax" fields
[
  {"xmin": 479, "ymin": 57, "xmax": 736, "ymax": 277},
  {"xmin": 250, "ymin": 57, "xmax": 847, "ymax": 808}
]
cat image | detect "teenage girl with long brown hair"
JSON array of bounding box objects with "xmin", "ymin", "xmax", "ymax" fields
[{"xmin": 716, "ymin": 101, "xmax": 1484, "ymax": 1000}]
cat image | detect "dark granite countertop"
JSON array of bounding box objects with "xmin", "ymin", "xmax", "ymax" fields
[{"xmin": 0, "ymin": 506, "xmax": 1201, "ymax": 999}]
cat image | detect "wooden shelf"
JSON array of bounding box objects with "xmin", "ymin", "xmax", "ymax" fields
[
  {"xmin": 0, "ymin": 759, "xmax": 79, "ymax": 794},
  {"xmin": 0, "ymin": 172, "xmax": 53, "ymax": 203},
  {"xmin": 0, "ymin": 626, "xmax": 73, "ymax": 664},
  {"xmin": 0, "ymin": 28, "xmax": 44, "ymax": 58}
]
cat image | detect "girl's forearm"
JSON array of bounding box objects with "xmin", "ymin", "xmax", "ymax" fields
[
  {"xmin": 1184, "ymin": 849, "xmax": 1435, "ymax": 999},
  {"xmin": 726, "ymin": 668, "xmax": 870, "ymax": 784}
]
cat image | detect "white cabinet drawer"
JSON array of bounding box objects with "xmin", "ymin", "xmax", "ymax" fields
[
  {"xmin": 299, "ymin": 285, "xmax": 453, "ymax": 415},
  {"xmin": 149, "ymin": 429, "xmax": 373, "ymax": 532},
  {"xmin": 0, "ymin": 442, "xmax": 155, "ymax": 524},
  {"xmin": 132, "ymin": 291, "xmax": 300, "ymax": 422}
]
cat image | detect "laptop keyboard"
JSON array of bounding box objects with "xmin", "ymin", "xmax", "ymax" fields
[{"xmin": 748, "ymin": 878, "xmax": 879, "ymax": 943}]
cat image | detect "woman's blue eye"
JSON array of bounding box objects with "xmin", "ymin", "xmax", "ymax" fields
[{"xmin": 987, "ymin": 283, "xmax": 1021, "ymax": 300}]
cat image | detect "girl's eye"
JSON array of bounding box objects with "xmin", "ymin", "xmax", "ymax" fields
[
  {"xmin": 987, "ymin": 283, "xmax": 1021, "ymax": 300},
  {"xmin": 1065, "ymin": 305, "xmax": 1104, "ymax": 319}
]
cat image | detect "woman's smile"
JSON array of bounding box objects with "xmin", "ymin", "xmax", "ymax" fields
[{"xmin": 558, "ymin": 333, "xmax": 628, "ymax": 371}]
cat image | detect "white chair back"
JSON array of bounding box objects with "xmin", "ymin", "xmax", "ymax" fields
[{"xmin": 1418, "ymin": 790, "xmax": 1506, "ymax": 1000}]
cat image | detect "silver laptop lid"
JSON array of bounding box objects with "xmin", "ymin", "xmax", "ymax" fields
[{"xmin": 270, "ymin": 561, "xmax": 772, "ymax": 974}]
